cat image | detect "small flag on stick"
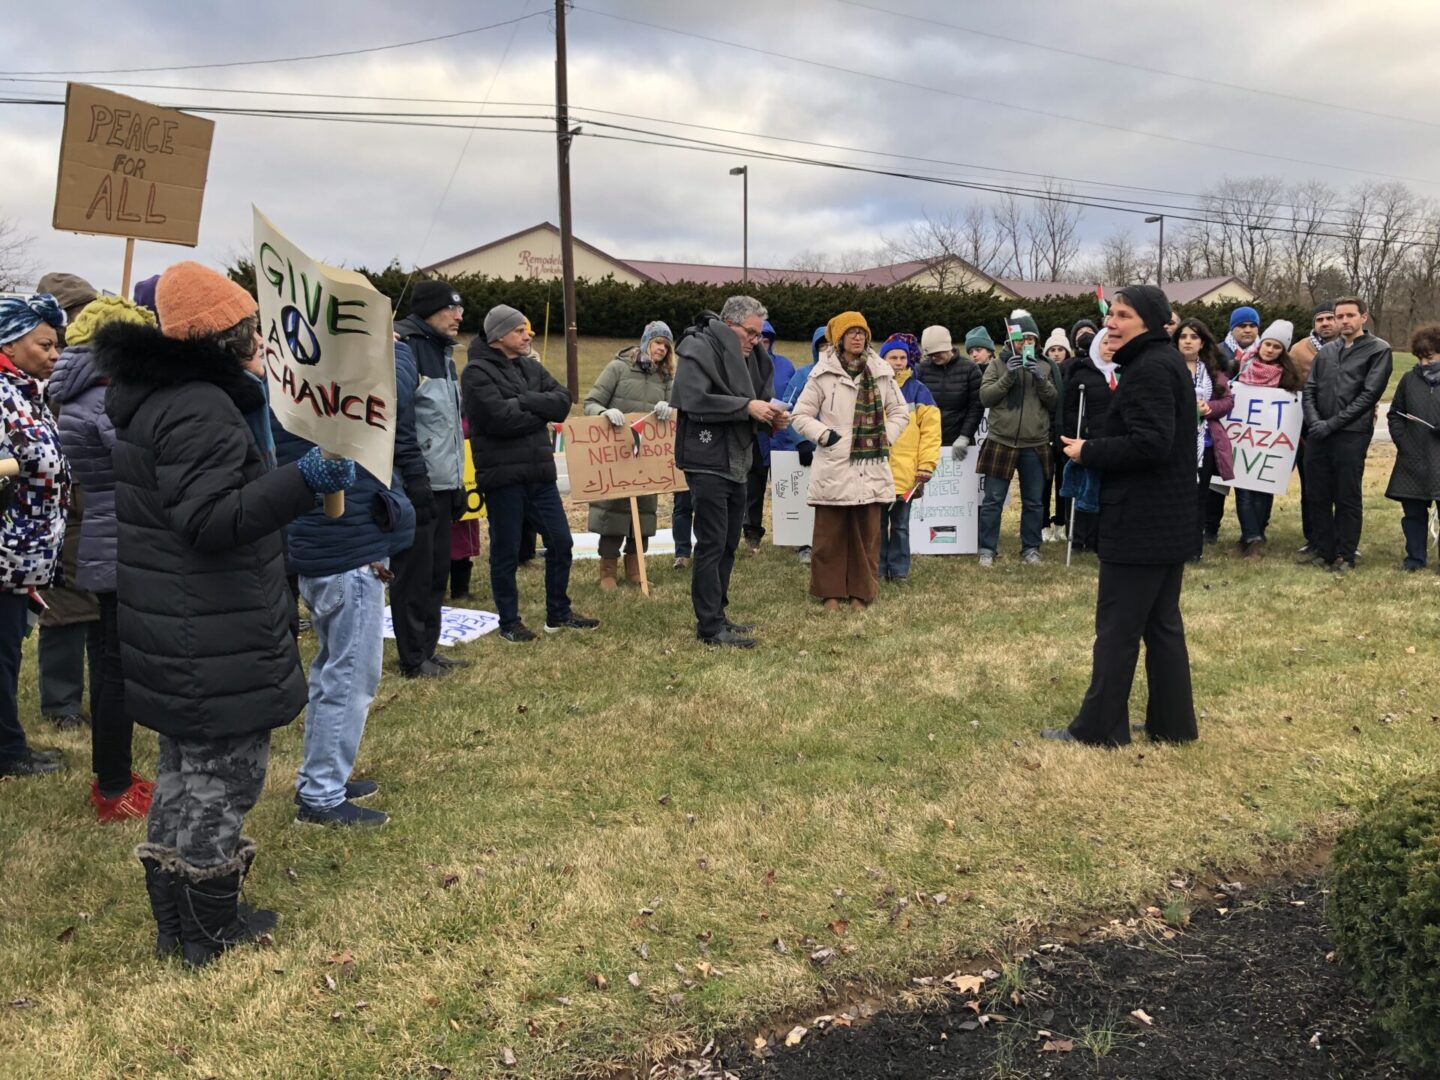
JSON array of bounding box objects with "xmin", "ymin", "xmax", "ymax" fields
[{"xmin": 629, "ymin": 411, "xmax": 654, "ymax": 457}]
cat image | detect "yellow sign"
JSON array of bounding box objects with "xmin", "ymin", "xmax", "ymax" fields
[{"xmin": 461, "ymin": 440, "xmax": 485, "ymax": 520}]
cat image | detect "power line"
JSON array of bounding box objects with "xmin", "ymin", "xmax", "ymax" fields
[
  {"xmin": 4, "ymin": 10, "xmax": 548, "ymax": 76},
  {"xmin": 569, "ymin": 4, "xmax": 1440, "ymax": 190},
  {"xmin": 828, "ymin": 0, "xmax": 1440, "ymax": 131}
]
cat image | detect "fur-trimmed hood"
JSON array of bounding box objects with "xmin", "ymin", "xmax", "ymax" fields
[{"xmin": 91, "ymin": 321, "xmax": 263, "ymax": 428}]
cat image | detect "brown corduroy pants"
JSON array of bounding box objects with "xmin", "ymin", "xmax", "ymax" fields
[{"xmin": 809, "ymin": 504, "xmax": 883, "ymax": 603}]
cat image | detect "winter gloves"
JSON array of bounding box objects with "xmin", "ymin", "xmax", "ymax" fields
[
  {"xmin": 297, "ymin": 447, "xmax": 355, "ymax": 495},
  {"xmin": 820, "ymin": 429, "xmax": 841, "ymax": 448},
  {"xmin": 951, "ymin": 436, "xmax": 971, "ymax": 462},
  {"xmin": 1005, "ymin": 353, "xmax": 1026, "ymax": 372},
  {"xmin": 1308, "ymin": 419, "xmax": 1334, "ymax": 442},
  {"xmin": 798, "ymin": 446, "xmax": 814, "ymax": 467},
  {"xmin": 601, "ymin": 408, "xmax": 625, "ymax": 427},
  {"xmin": 654, "ymin": 400, "xmax": 673, "ymax": 422}
]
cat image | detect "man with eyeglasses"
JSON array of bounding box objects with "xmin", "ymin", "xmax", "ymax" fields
[
  {"xmin": 391, "ymin": 280, "xmax": 469, "ymax": 677},
  {"xmin": 673, "ymin": 296, "xmax": 782, "ymax": 648}
]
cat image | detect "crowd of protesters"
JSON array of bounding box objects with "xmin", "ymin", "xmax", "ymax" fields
[{"xmin": 0, "ymin": 256, "xmax": 1422, "ymax": 966}]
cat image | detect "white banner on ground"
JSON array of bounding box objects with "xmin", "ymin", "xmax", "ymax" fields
[
  {"xmin": 770, "ymin": 451, "xmax": 815, "ymax": 547},
  {"xmin": 383, "ymin": 606, "xmax": 498, "ymax": 647},
  {"xmin": 1215, "ymin": 385, "xmax": 1302, "ymax": 496}
]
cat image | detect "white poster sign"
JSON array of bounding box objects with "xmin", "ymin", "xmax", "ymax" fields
[
  {"xmin": 1216, "ymin": 385, "xmax": 1302, "ymax": 496},
  {"xmin": 384, "ymin": 606, "xmax": 498, "ymax": 647},
  {"xmin": 770, "ymin": 451, "xmax": 815, "ymax": 547},
  {"xmin": 910, "ymin": 444, "xmax": 984, "ymax": 554},
  {"xmin": 254, "ymin": 207, "xmax": 397, "ymax": 484}
]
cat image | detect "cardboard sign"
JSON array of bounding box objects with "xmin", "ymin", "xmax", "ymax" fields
[
  {"xmin": 254, "ymin": 208, "xmax": 397, "ymax": 484},
  {"xmin": 562, "ymin": 414, "xmax": 687, "ymax": 502},
  {"xmin": 53, "ymin": 83, "xmax": 214, "ymax": 246},
  {"xmin": 460, "ymin": 440, "xmax": 485, "ymax": 520},
  {"xmin": 1216, "ymin": 385, "xmax": 1302, "ymax": 495},
  {"xmin": 770, "ymin": 451, "xmax": 815, "ymax": 547}
]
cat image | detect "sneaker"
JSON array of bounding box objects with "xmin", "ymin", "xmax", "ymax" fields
[
  {"xmin": 499, "ymin": 622, "xmax": 538, "ymax": 643},
  {"xmin": 1296, "ymin": 542, "xmax": 1316, "ymax": 556},
  {"xmin": 744, "ymin": 537, "xmax": 762, "ymax": 553},
  {"xmin": 95, "ymin": 777, "xmax": 153, "ymax": 823},
  {"xmin": 294, "ymin": 779, "xmax": 378, "ymax": 805},
  {"xmin": 1022, "ymin": 548, "xmax": 1042, "ymax": 565},
  {"xmin": 0, "ymin": 750, "xmax": 63, "ymax": 777},
  {"xmin": 295, "ymin": 799, "xmax": 389, "ymax": 827},
  {"xmin": 402, "ymin": 659, "xmax": 449, "ymax": 678},
  {"xmin": 798, "ymin": 547, "xmax": 812, "ymax": 565},
  {"xmin": 45, "ymin": 713, "xmax": 87, "ymax": 731},
  {"xmin": 978, "ymin": 550, "xmax": 995, "ymax": 568},
  {"xmin": 429, "ymin": 653, "xmax": 470, "ymax": 670},
  {"xmin": 698, "ymin": 627, "xmax": 756, "ymax": 649},
  {"xmin": 724, "ymin": 619, "xmax": 755, "ymax": 634},
  {"xmin": 1329, "ymin": 558, "xmax": 1351, "ymax": 575},
  {"xmin": 544, "ymin": 611, "xmax": 600, "ymax": 633},
  {"xmin": 673, "ymin": 556, "xmax": 692, "ymax": 570}
]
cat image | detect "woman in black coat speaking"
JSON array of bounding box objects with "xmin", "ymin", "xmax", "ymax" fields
[{"xmin": 1044, "ymin": 285, "xmax": 1199, "ymax": 747}]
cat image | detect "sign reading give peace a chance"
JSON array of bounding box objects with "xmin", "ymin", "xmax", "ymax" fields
[{"xmin": 254, "ymin": 207, "xmax": 396, "ymax": 484}]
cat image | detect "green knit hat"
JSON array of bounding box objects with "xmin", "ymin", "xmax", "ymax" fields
[
  {"xmin": 963, "ymin": 325, "xmax": 996, "ymax": 353},
  {"xmin": 1008, "ymin": 309, "xmax": 1040, "ymax": 339}
]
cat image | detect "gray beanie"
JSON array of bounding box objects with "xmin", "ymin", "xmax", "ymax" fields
[{"xmin": 484, "ymin": 304, "xmax": 526, "ymax": 343}]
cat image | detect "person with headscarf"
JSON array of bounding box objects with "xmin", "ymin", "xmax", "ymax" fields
[
  {"xmin": 1046, "ymin": 285, "xmax": 1199, "ymax": 747},
  {"xmin": 583, "ymin": 320, "xmax": 676, "ymax": 589},
  {"xmin": 878, "ymin": 333, "xmax": 940, "ymax": 582},
  {"xmin": 790, "ymin": 312, "xmax": 909, "ymax": 611},
  {"xmin": 0, "ymin": 294, "xmax": 71, "ymax": 778},
  {"xmin": 1061, "ymin": 327, "xmax": 1120, "ymax": 554}
]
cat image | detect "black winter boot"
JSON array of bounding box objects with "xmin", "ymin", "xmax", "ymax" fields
[
  {"xmin": 176, "ymin": 839, "xmax": 278, "ymax": 969},
  {"xmin": 134, "ymin": 843, "xmax": 182, "ymax": 958}
]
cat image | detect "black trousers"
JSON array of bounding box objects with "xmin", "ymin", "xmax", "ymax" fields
[
  {"xmin": 94, "ymin": 592, "xmax": 133, "ymax": 795},
  {"xmin": 389, "ymin": 491, "xmax": 452, "ymax": 672},
  {"xmin": 743, "ymin": 454, "xmax": 769, "ymax": 542},
  {"xmin": 1196, "ymin": 445, "xmax": 1217, "ymax": 558},
  {"xmin": 1304, "ymin": 430, "xmax": 1371, "ymax": 565},
  {"xmin": 1204, "ymin": 484, "xmax": 1228, "ymax": 538},
  {"xmin": 1070, "ymin": 561, "xmax": 1197, "ymax": 747},
  {"xmin": 1296, "ymin": 439, "xmax": 1314, "ymax": 545},
  {"xmin": 688, "ymin": 471, "xmax": 746, "ymax": 637}
]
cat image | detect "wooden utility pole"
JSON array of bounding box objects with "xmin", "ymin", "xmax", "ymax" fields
[{"xmin": 554, "ymin": 0, "xmax": 580, "ymax": 403}]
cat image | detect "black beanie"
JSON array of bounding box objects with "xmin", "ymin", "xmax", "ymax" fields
[
  {"xmin": 1115, "ymin": 284, "xmax": 1172, "ymax": 334},
  {"xmin": 410, "ymin": 279, "xmax": 461, "ymax": 318},
  {"xmin": 1313, "ymin": 299, "xmax": 1336, "ymax": 317}
]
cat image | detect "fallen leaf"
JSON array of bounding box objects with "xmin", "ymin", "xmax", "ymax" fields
[
  {"xmin": 696, "ymin": 961, "xmax": 713, "ymax": 980},
  {"xmin": 657, "ymin": 793, "xmax": 671, "ymax": 805},
  {"xmin": 1042, "ymin": 1039, "xmax": 1075, "ymax": 1053},
  {"xmin": 426, "ymin": 1066, "xmax": 452, "ymax": 1078},
  {"xmin": 285, "ymin": 867, "xmax": 300, "ymax": 882},
  {"xmin": 55, "ymin": 926, "xmax": 75, "ymax": 944},
  {"xmin": 328, "ymin": 1011, "xmax": 344, "ymax": 1023},
  {"xmin": 784, "ymin": 1025, "xmax": 807, "ymax": 1047},
  {"xmin": 944, "ymin": 973, "xmax": 985, "ymax": 995},
  {"xmin": 1309, "ymin": 1031, "xmax": 1323, "ymax": 1048},
  {"xmin": 828, "ymin": 919, "xmax": 849, "ymax": 937},
  {"xmin": 958, "ymin": 1020, "xmax": 979, "ymax": 1031},
  {"xmin": 1406, "ymin": 646, "xmax": 1417, "ymax": 655},
  {"xmin": 753, "ymin": 1036, "xmax": 768, "ymax": 1051},
  {"xmin": 809, "ymin": 947, "xmax": 835, "ymax": 966},
  {"xmin": 772, "ymin": 938, "xmax": 787, "ymax": 954},
  {"xmin": 555, "ymin": 996, "xmax": 572, "ymax": 1006},
  {"xmin": 441, "ymin": 873, "xmax": 460, "ymax": 889},
  {"xmin": 353, "ymin": 1001, "xmax": 369, "ymax": 1010},
  {"xmin": 588, "ymin": 972, "xmax": 608, "ymax": 991},
  {"xmin": 9, "ymin": 998, "xmax": 34, "ymax": 1008},
  {"xmin": 500, "ymin": 1047, "xmax": 517, "ymax": 1067},
  {"xmin": 323, "ymin": 974, "xmax": 338, "ymax": 992},
  {"xmin": 932, "ymin": 893, "xmax": 948, "ymax": 905},
  {"xmin": 764, "ymin": 868, "xmax": 777, "ymax": 886},
  {"xmin": 627, "ymin": 972, "xmax": 641, "ymax": 988},
  {"xmin": 422, "ymin": 993, "xmax": 440, "ymax": 1007},
  {"xmin": 1131, "ymin": 1008, "xmax": 1155, "ymax": 1026}
]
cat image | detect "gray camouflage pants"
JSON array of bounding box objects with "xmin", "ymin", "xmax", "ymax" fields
[{"xmin": 146, "ymin": 732, "xmax": 270, "ymax": 869}]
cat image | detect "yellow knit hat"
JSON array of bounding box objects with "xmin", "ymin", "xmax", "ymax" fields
[
  {"xmin": 827, "ymin": 311, "xmax": 871, "ymax": 348},
  {"xmin": 65, "ymin": 294, "xmax": 157, "ymax": 346}
]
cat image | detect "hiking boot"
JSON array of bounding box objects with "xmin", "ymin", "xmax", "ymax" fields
[
  {"xmin": 499, "ymin": 622, "xmax": 538, "ymax": 643},
  {"xmin": 429, "ymin": 653, "xmax": 469, "ymax": 670},
  {"xmin": 623, "ymin": 551, "xmax": 642, "ymax": 584},
  {"xmin": 0, "ymin": 749, "xmax": 63, "ymax": 777},
  {"xmin": 402, "ymin": 659, "xmax": 448, "ymax": 678},
  {"xmin": 698, "ymin": 627, "xmax": 756, "ymax": 648},
  {"xmin": 673, "ymin": 555, "xmax": 691, "ymax": 570},
  {"xmin": 545, "ymin": 612, "xmax": 600, "ymax": 633},
  {"xmin": 295, "ymin": 799, "xmax": 389, "ymax": 827},
  {"xmin": 724, "ymin": 619, "xmax": 755, "ymax": 634},
  {"xmin": 1242, "ymin": 540, "xmax": 1265, "ymax": 562},
  {"xmin": 1022, "ymin": 548, "xmax": 1042, "ymax": 565},
  {"xmin": 135, "ymin": 844, "xmax": 183, "ymax": 958},
  {"xmin": 175, "ymin": 841, "xmax": 278, "ymax": 969},
  {"xmin": 978, "ymin": 550, "xmax": 995, "ymax": 568},
  {"xmin": 598, "ymin": 557, "xmax": 619, "ymax": 591},
  {"xmin": 294, "ymin": 779, "xmax": 378, "ymax": 805}
]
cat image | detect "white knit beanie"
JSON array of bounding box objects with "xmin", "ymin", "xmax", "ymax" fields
[
  {"xmin": 920, "ymin": 325, "xmax": 952, "ymax": 355},
  {"xmin": 1259, "ymin": 319, "xmax": 1294, "ymax": 352},
  {"xmin": 1043, "ymin": 328, "xmax": 1073, "ymax": 357}
]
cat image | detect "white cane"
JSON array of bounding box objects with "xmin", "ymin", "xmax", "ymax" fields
[{"xmin": 1066, "ymin": 387, "xmax": 1086, "ymax": 567}]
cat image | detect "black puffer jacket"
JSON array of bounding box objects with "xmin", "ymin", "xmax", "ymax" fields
[
  {"xmin": 1385, "ymin": 366, "xmax": 1440, "ymax": 502},
  {"xmin": 93, "ymin": 322, "xmax": 313, "ymax": 740},
  {"xmin": 1079, "ymin": 290, "xmax": 1197, "ymax": 565},
  {"xmin": 1062, "ymin": 355, "xmax": 1118, "ymax": 440},
  {"xmin": 461, "ymin": 340, "xmax": 571, "ymax": 491},
  {"xmin": 915, "ymin": 356, "xmax": 983, "ymax": 445}
]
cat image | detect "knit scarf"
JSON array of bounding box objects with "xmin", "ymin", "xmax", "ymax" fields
[
  {"xmin": 1420, "ymin": 362, "xmax": 1440, "ymax": 388},
  {"xmin": 1223, "ymin": 332, "xmax": 1259, "ymax": 366},
  {"xmin": 841, "ymin": 351, "xmax": 888, "ymax": 461}
]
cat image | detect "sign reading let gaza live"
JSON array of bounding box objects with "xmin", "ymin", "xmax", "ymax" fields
[
  {"xmin": 254, "ymin": 208, "xmax": 396, "ymax": 485},
  {"xmin": 53, "ymin": 83, "xmax": 214, "ymax": 246}
]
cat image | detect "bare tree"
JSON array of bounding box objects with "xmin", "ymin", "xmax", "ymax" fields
[
  {"xmin": 786, "ymin": 249, "xmax": 835, "ymax": 273},
  {"xmin": 0, "ymin": 214, "xmax": 36, "ymax": 292},
  {"xmin": 1199, "ymin": 177, "xmax": 1286, "ymax": 296},
  {"xmin": 1337, "ymin": 181, "xmax": 1423, "ymax": 324},
  {"xmin": 1277, "ymin": 179, "xmax": 1339, "ymax": 304},
  {"xmin": 1394, "ymin": 205, "xmax": 1440, "ymax": 330},
  {"xmin": 1097, "ymin": 228, "xmax": 1145, "ymax": 285},
  {"xmin": 991, "ymin": 195, "xmax": 1027, "ymax": 279},
  {"xmin": 958, "ymin": 204, "xmax": 1003, "ymax": 278},
  {"xmin": 1024, "ymin": 180, "xmax": 1083, "ymax": 282},
  {"xmin": 882, "ymin": 208, "xmax": 984, "ymax": 291}
]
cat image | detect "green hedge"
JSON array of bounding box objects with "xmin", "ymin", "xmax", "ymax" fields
[
  {"xmin": 228, "ymin": 259, "xmax": 1312, "ymax": 346},
  {"xmin": 1329, "ymin": 769, "xmax": 1440, "ymax": 1069}
]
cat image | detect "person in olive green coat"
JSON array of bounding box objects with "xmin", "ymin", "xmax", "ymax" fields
[{"xmin": 583, "ymin": 321, "xmax": 676, "ymax": 589}]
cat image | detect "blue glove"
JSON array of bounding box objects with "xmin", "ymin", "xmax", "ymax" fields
[{"xmin": 297, "ymin": 447, "xmax": 355, "ymax": 495}]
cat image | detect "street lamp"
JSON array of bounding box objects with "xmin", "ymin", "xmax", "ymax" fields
[
  {"xmin": 1145, "ymin": 215, "xmax": 1165, "ymax": 288},
  {"xmin": 729, "ymin": 166, "xmax": 748, "ymax": 283}
]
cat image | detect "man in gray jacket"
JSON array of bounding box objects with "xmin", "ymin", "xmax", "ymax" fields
[
  {"xmin": 1301, "ymin": 296, "xmax": 1392, "ymax": 574},
  {"xmin": 673, "ymin": 297, "xmax": 779, "ymax": 648}
]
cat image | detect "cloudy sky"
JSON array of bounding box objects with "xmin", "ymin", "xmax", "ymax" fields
[{"xmin": 5, "ymin": 0, "xmax": 1440, "ymax": 291}]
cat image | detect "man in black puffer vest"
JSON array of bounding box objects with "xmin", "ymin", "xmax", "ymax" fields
[
  {"xmin": 1046, "ymin": 284, "xmax": 1199, "ymax": 748},
  {"xmin": 462, "ymin": 305, "xmax": 597, "ymax": 642}
]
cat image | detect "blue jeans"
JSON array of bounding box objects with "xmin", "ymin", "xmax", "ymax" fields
[
  {"xmin": 1234, "ymin": 488, "xmax": 1275, "ymax": 543},
  {"xmin": 296, "ymin": 566, "xmax": 385, "ymax": 811},
  {"xmin": 1401, "ymin": 499, "xmax": 1435, "ymax": 568},
  {"xmin": 673, "ymin": 491, "xmax": 694, "ymax": 557},
  {"xmin": 879, "ymin": 499, "xmax": 912, "ymax": 579},
  {"xmin": 486, "ymin": 482, "xmax": 573, "ymax": 627},
  {"xmin": 978, "ymin": 448, "xmax": 1046, "ymax": 555}
]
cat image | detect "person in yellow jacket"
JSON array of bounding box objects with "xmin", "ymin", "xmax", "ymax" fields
[{"xmin": 878, "ymin": 334, "xmax": 941, "ymax": 582}]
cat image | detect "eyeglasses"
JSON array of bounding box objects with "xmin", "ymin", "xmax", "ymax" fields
[{"xmin": 739, "ymin": 326, "xmax": 762, "ymax": 342}]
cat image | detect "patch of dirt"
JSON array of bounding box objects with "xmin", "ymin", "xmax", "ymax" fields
[{"xmin": 721, "ymin": 881, "xmax": 1419, "ymax": 1080}]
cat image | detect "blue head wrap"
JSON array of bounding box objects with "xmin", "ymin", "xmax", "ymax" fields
[{"xmin": 0, "ymin": 293, "xmax": 67, "ymax": 347}]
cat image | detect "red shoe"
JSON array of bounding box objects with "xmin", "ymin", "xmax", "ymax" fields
[
  {"xmin": 130, "ymin": 772, "xmax": 155, "ymax": 795},
  {"xmin": 95, "ymin": 779, "xmax": 154, "ymax": 823}
]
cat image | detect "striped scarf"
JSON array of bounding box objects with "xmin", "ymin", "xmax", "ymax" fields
[{"xmin": 841, "ymin": 352, "xmax": 888, "ymax": 462}]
